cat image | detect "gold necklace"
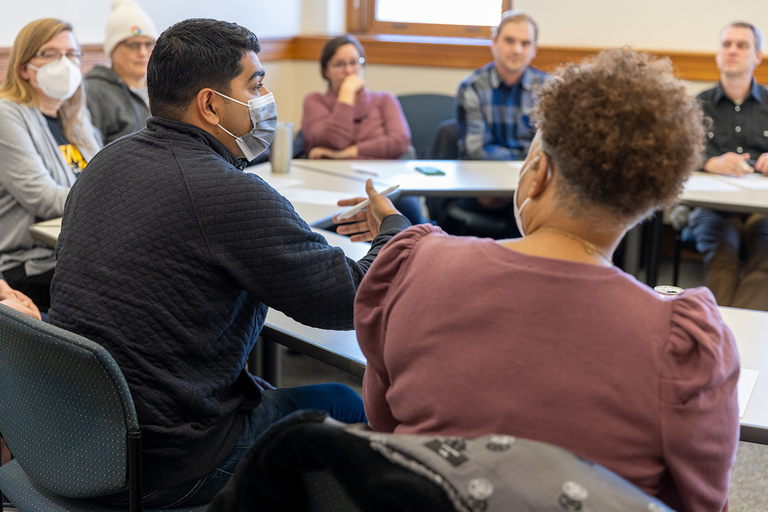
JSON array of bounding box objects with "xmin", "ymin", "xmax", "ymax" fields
[{"xmin": 535, "ymin": 227, "xmax": 613, "ymax": 265}]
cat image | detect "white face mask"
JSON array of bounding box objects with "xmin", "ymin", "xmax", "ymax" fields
[
  {"xmin": 27, "ymin": 55, "xmax": 82, "ymax": 101},
  {"xmin": 214, "ymin": 91, "xmax": 278, "ymax": 162},
  {"xmin": 513, "ymin": 155, "xmax": 550, "ymax": 237}
]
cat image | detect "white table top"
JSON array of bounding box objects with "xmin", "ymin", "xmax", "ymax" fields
[
  {"xmin": 717, "ymin": 306, "xmax": 768, "ymax": 443},
  {"xmin": 245, "ymin": 162, "xmax": 369, "ymax": 225},
  {"xmin": 680, "ymin": 171, "xmax": 768, "ymax": 214},
  {"xmin": 28, "ymin": 217, "xmax": 61, "ymax": 248},
  {"xmin": 292, "ymin": 160, "xmax": 768, "ymax": 212},
  {"xmin": 292, "ymin": 159, "xmax": 524, "ymax": 197}
]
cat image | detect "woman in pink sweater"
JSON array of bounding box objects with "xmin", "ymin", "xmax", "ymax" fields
[
  {"xmin": 301, "ymin": 35, "xmax": 410, "ymax": 160},
  {"xmin": 354, "ymin": 48, "xmax": 739, "ymax": 512},
  {"xmin": 302, "ymin": 35, "xmax": 423, "ymax": 223}
]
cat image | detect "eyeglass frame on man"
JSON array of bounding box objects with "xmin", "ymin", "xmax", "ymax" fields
[
  {"xmin": 32, "ymin": 49, "xmax": 85, "ymax": 62},
  {"xmin": 328, "ymin": 56, "xmax": 366, "ymax": 71},
  {"xmin": 120, "ymin": 40, "xmax": 155, "ymax": 52}
]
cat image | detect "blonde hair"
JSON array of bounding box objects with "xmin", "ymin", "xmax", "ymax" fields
[
  {"xmin": 493, "ymin": 10, "xmax": 539, "ymax": 42},
  {"xmin": 0, "ymin": 18, "xmax": 100, "ymax": 155}
]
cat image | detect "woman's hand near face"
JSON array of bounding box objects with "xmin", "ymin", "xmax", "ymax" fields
[{"xmin": 337, "ymin": 75, "xmax": 366, "ymax": 106}]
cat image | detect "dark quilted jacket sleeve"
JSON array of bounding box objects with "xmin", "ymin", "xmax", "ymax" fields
[{"xmin": 187, "ymin": 164, "xmax": 410, "ymax": 331}]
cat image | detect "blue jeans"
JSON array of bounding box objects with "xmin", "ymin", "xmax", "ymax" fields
[
  {"xmin": 689, "ymin": 208, "xmax": 768, "ymax": 310},
  {"xmin": 96, "ymin": 383, "xmax": 364, "ymax": 508}
]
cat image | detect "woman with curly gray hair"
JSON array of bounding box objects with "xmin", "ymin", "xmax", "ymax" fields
[{"xmin": 354, "ymin": 48, "xmax": 738, "ymax": 512}]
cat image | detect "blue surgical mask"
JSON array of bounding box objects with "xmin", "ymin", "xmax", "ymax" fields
[{"xmin": 214, "ymin": 91, "xmax": 277, "ymax": 162}]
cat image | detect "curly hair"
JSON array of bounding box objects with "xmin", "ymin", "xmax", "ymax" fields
[{"xmin": 533, "ymin": 47, "xmax": 705, "ymax": 221}]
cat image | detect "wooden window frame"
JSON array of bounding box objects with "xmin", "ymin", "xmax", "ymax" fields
[{"xmin": 347, "ymin": 0, "xmax": 513, "ymax": 38}]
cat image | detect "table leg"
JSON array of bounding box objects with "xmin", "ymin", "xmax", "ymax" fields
[
  {"xmin": 622, "ymin": 224, "xmax": 642, "ymax": 278},
  {"xmin": 248, "ymin": 336, "xmax": 283, "ymax": 387},
  {"xmin": 643, "ymin": 212, "xmax": 663, "ymax": 287}
]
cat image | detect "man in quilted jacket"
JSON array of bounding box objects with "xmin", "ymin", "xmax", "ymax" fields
[{"xmin": 49, "ymin": 18, "xmax": 409, "ymax": 508}]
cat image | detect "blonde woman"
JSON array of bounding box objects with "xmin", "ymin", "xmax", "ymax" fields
[{"xmin": 0, "ymin": 18, "xmax": 101, "ymax": 311}]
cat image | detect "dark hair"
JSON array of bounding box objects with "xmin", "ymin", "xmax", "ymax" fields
[
  {"xmin": 319, "ymin": 34, "xmax": 366, "ymax": 82},
  {"xmin": 147, "ymin": 18, "xmax": 261, "ymax": 119},
  {"xmin": 533, "ymin": 48, "xmax": 705, "ymax": 221}
]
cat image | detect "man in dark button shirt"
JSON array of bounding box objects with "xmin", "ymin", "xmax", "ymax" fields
[
  {"xmin": 49, "ymin": 18, "xmax": 409, "ymax": 508},
  {"xmin": 690, "ymin": 21, "xmax": 768, "ymax": 311}
]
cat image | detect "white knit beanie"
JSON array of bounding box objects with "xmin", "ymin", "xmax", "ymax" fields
[{"xmin": 103, "ymin": 0, "xmax": 158, "ymax": 56}]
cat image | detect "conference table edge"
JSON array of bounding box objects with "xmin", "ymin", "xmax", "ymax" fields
[
  {"xmin": 291, "ymin": 159, "xmax": 520, "ymax": 197},
  {"xmin": 259, "ymin": 322, "xmax": 366, "ymax": 378}
]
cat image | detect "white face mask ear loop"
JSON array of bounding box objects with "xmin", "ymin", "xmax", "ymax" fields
[
  {"xmin": 212, "ymin": 90, "xmax": 248, "ymax": 108},
  {"xmin": 217, "ymin": 123, "xmax": 238, "ymax": 140}
]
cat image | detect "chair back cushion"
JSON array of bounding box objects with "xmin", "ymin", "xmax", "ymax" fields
[
  {"xmin": 208, "ymin": 410, "xmax": 675, "ymax": 511},
  {"xmin": 0, "ymin": 305, "xmax": 138, "ymax": 498},
  {"xmin": 397, "ymin": 94, "xmax": 455, "ymax": 159}
]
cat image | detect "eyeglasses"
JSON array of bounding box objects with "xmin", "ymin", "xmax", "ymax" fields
[
  {"xmin": 120, "ymin": 41, "xmax": 155, "ymax": 52},
  {"xmin": 329, "ymin": 57, "xmax": 365, "ymax": 71},
  {"xmin": 32, "ymin": 49, "xmax": 84, "ymax": 62}
]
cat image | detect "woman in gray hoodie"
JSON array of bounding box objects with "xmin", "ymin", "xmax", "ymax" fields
[{"xmin": 85, "ymin": 0, "xmax": 157, "ymax": 145}]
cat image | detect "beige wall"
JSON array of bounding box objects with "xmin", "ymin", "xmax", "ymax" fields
[
  {"xmin": 7, "ymin": 0, "xmax": 753, "ymax": 130},
  {"xmin": 272, "ymin": 61, "xmax": 477, "ymax": 130},
  {"xmin": 517, "ymin": 0, "xmax": 768, "ymax": 52},
  {"xmin": 0, "ymin": 0, "xmax": 305, "ymax": 46},
  {"xmin": 268, "ymin": 59, "xmax": 716, "ymax": 133},
  {"xmin": 270, "ymin": 0, "xmax": 753, "ymax": 130}
]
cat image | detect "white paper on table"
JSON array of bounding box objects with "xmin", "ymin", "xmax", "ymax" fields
[
  {"xmin": 684, "ymin": 175, "xmax": 741, "ymax": 192},
  {"xmin": 262, "ymin": 177, "xmax": 303, "ymax": 190},
  {"xmin": 280, "ymin": 188, "xmax": 350, "ymax": 206},
  {"xmin": 727, "ymin": 174, "xmax": 768, "ymax": 190},
  {"xmin": 351, "ymin": 163, "xmax": 423, "ymax": 182},
  {"xmin": 738, "ymin": 368, "xmax": 759, "ymax": 418}
]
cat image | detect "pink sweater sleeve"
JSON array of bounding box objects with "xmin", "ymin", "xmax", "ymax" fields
[
  {"xmin": 301, "ymin": 92, "xmax": 356, "ymax": 151},
  {"xmin": 355, "ymin": 93, "xmax": 411, "ymax": 159},
  {"xmin": 659, "ymin": 287, "xmax": 740, "ymax": 512},
  {"xmin": 354, "ymin": 224, "xmax": 445, "ymax": 431}
]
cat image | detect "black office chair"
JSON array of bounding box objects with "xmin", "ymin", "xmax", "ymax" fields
[
  {"xmin": 0, "ymin": 305, "xmax": 206, "ymax": 512},
  {"xmin": 397, "ymin": 93, "xmax": 456, "ymax": 159},
  {"xmin": 424, "ymin": 120, "xmax": 520, "ymax": 239},
  {"xmin": 208, "ymin": 410, "xmax": 674, "ymax": 512}
]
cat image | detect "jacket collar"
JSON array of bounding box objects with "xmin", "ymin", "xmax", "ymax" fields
[
  {"xmin": 714, "ymin": 78, "xmax": 764, "ymax": 104},
  {"xmin": 146, "ymin": 116, "xmax": 247, "ymax": 170}
]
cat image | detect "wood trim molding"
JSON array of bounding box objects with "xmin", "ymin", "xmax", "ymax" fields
[
  {"xmin": 0, "ymin": 37, "xmax": 295, "ymax": 82},
  {"xmin": 291, "ymin": 34, "xmax": 749, "ymax": 84},
  {"xmin": 1, "ymin": 36, "xmax": 760, "ymax": 86},
  {"xmin": 0, "ymin": 43, "xmax": 110, "ymax": 82}
]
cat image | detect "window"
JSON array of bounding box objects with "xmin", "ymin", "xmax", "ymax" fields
[{"xmin": 347, "ymin": 0, "xmax": 514, "ymax": 38}]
